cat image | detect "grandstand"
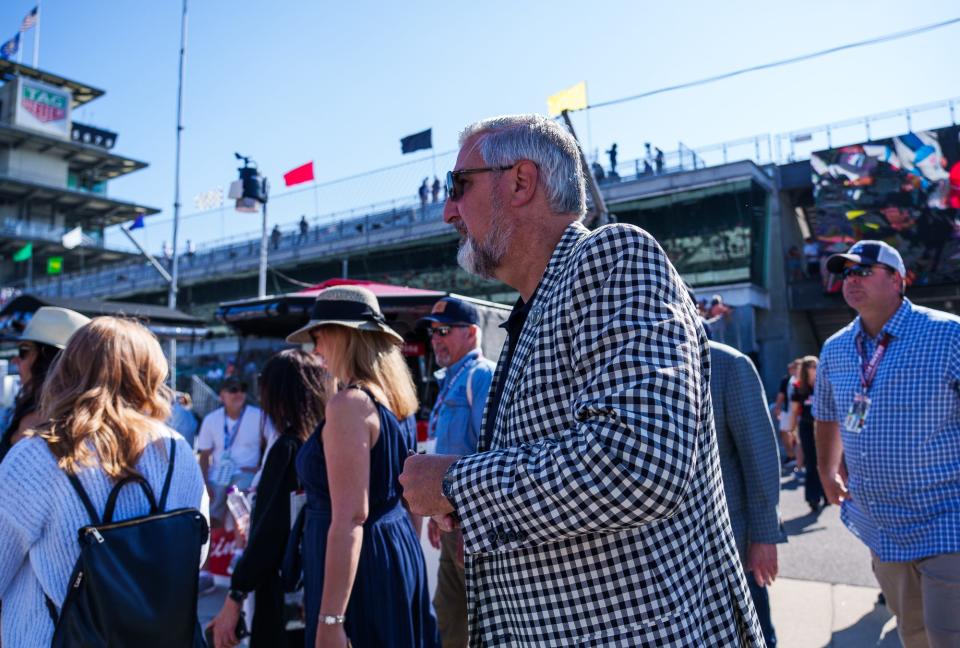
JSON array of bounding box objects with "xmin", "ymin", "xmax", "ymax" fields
[{"xmin": 18, "ymin": 97, "xmax": 960, "ymax": 392}]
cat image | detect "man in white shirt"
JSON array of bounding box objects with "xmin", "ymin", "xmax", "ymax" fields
[{"xmin": 197, "ymin": 377, "xmax": 270, "ymax": 526}]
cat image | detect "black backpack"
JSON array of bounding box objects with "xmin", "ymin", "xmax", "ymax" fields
[{"xmin": 47, "ymin": 438, "xmax": 210, "ymax": 647}]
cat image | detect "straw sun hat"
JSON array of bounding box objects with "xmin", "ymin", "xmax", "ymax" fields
[{"xmin": 286, "ymin": 286, "xmax": 404, "ymax": 345}]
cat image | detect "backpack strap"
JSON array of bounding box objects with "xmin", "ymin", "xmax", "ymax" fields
[
  {"xmin": 67, "ymin": 474, "xmax": 101, "ymax": 526},
  {"xmin": 158, "ymin": 437, "xmax": 177, "ymax": 512}
]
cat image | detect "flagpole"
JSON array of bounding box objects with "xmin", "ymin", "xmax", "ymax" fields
[
  {"xmin": 168, "ymin": 0, "xmax": 188, "ymax": 390},
  {"xmin": 32, "ymin": 1, "xmax": 40, "ymax": 69}
]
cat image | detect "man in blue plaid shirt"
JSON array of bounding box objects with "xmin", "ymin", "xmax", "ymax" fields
[{"xmin": 813, "ymin": 240, "xmax": 960, "ymax": 648}]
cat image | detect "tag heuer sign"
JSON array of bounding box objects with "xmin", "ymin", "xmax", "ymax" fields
[
  {"xmin": 14, "ymin": 78, "xmax": 72, "ymax": 139},
  {"xmin": 23, "ymin": 85, "xmax": 67, "ymax": 122}
]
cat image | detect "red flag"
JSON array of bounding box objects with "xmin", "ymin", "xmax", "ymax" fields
[{"xmin": 283, "ymin": 161, "xmax": 314, "ymax": 187}]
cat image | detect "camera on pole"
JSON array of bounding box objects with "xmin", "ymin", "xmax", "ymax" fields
[{"xmin": 229, "ymin": 152, "xmax": 268, "ymax": 213}]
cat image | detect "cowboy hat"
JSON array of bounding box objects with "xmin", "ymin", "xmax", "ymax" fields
[{"xmin": 20, "ymin": 306, "xmax": 92, "ymax": 349}]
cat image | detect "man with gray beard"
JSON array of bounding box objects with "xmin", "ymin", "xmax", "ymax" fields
[{"xmin": 400, "ymin": 114, "xmax": 761, "ymax": 646}]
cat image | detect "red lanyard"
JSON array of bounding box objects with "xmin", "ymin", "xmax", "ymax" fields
[{"xmin": 855, "ymin": 332, "xmax": 892, "ymax": 393}]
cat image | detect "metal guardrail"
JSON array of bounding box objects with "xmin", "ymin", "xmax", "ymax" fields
[
  {"xmin": 29, "ymin": 201, "xmax": 451, "ymax": 299},
  {"xmin": 1, "ymin": 217, "xmax": 104, "ymax": 249}
]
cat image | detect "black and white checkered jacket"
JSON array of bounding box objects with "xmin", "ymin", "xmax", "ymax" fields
[{"xmin": 445, "ymin": 222, "xmax": 764, "ymax": 646}]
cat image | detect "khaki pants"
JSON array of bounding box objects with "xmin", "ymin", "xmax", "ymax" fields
[
  {"xmin": 434, "ymin": 530, "xmax": 467, "ymax": 648},
  {"xmin": 872, "ymin": 551, "xmax": 960, "ymax": 648}
]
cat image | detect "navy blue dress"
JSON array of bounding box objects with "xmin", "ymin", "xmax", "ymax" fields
[{"xmin": 296, "ymin": 386, "xmax": 440, "ymax": 648}]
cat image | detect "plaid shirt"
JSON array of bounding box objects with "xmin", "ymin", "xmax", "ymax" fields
[
  {"xmin": 813, "ymin": 299, "xmax": 960, "ymax": 561},
  {"xmin": 445, "ymin": 222, "xmax": 762, "ymax": 647}
]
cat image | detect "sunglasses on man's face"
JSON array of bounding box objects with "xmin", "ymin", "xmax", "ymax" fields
[
  {"xmin": 841, "ymin": 264, "xmax": 892, "ymax": 280},
  {"xmin": 224, "ymin": 386, "xmax": 245, "ymax": 394},
  {"xmin": 427, "ymin": 325, "xmax": 469, "ymax": 338},
  {"xmin": 445, "ymin": 164, "xmax": 517, "ymax": 202}
]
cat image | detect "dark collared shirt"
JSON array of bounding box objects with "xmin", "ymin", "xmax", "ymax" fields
[{"xmin": 482, "ymin": 292, "xmax": 535, "ymax": 449}]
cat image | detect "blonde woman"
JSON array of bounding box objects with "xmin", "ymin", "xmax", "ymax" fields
[
  {"xmin": 0, "ymin": 317, "xmax": 208, "ymax": 646},
  {"xmin": 286, "ymin": 286, "xmax": 439, "ymax": 648}
]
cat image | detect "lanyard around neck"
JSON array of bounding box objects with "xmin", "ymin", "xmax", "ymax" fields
[
  {"xmin": 223, "ymin": 405, "xmax": 247, "ymax": 452},
  {"xmin": 855, "ymin": 332, "xmax": 892, "ymax": 393}
]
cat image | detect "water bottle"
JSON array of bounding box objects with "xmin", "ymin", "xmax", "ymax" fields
[{"xmin": 226, "ymin": 486, "xmax": 251, "ymax": 538}]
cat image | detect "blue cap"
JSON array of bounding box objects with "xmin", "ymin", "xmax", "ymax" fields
[
  {"xmin": 826, "ymin": 240, "xmax": 906, "ymax": 276},
  {"xmin": 418, "ymin": 297, "xmax": 480, "ymax": 326}
]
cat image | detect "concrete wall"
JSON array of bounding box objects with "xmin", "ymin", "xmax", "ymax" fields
[{"xmin": 0, "ymin": 147, "xmax": 68, "ymax": 187}]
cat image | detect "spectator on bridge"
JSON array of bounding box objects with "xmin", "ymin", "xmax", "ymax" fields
[
  {"xmin": 432, "ymin": 176, "xmax": 441, "ymax": 203},
  {"xmin": 655, "ymin": 146, "xmax": 665, "ymax": 174},
  {"xmin": 270, "ymin": 225, "xmax": 281, "ymax": 251},
  {"xmin": 298, "ymin": 215, "xmax": 309, "ymax": 244},
  {"xmin": 591, "ymin": 160, "xmax": 605, "ymax": 183},
  {"xmin": 606, "ymin": 142, "xmax": 618, "ymax": 175},
  {"xmin": 644, "ymin": 142, "xmax": 655, "ymax": 174},
  {"xmin": 186, "ymin": 239, "xmax": 196, "ymax": 258},
  {"xmin": 0, "ymin": 307, "xmax": 91, "ymax": 463},
  {"xmin": 419, "ymin": 178, "xmax": 429, "ymax": 208}
]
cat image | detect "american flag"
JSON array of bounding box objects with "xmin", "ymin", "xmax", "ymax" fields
[{"xmin": 19, "ymin": 7, "xmax": 37, "ymax": 33}]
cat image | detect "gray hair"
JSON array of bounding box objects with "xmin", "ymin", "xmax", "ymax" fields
[{"xmin": 459, "ymin": 114, "xmax": 586, "ymax": 218}]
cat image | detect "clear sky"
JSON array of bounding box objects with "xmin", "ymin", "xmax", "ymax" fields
[{"xmin": 1, "ymin": 1, "xmax": 958, "ymax": 253}]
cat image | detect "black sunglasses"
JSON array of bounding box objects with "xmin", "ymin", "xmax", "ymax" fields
[
  {"xmin": 224, "ymin": 386, "xmax": 245, "ymax": 394},
  {"xmin": 427, "ymin": 325, "xmax": 469, "ymax": 338},
  {"xmin": 841, "ymin": 264, "xmax": 892, "ymax": 280},
  {"xmin": 16, "ymin": 344, "xmax": 34, "ymax": 359},
  {"xmin": 445, "ymin": 164, "xmax": 516, "ymax": 202}
]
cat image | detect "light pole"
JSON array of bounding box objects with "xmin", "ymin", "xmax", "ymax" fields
[
  {"xmin": 232, "ymin": 154, "xmax": 269, "ymax": 298},
  {"xmin": 168, "ymin": 0, "xmax": 188, "ymax": 390}
]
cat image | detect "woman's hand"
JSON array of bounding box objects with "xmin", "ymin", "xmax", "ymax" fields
[
  {"xmin": 315, "ymin": 622, "xmax": 349, "ymax": 648},
  {"xmin": 210, "ymin": 597, "xmax": 242, "ymax": 648}
]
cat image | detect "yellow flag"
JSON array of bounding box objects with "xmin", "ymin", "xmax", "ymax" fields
[{"xmin": 547, "ymin": 81, "xmax": 588, "ymax": 117}]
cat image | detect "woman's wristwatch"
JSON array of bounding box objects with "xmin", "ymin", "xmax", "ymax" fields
[{"xmin": 319, "ymin": 614, "xmax": 346, "ymax": 625}]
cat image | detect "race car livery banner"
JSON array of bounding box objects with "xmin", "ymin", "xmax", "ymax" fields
[{"xmin": 811, "ymin": 125, "xmax": 960, "ymax": 288}]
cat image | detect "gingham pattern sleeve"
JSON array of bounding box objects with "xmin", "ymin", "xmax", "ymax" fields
[
  {"xmin": 446, "ymin": 225, "xmax": 702, "ymax": 554},
  {"xmin": 812, "ymin": 338, "xmax": 839, "ymax": 422}
]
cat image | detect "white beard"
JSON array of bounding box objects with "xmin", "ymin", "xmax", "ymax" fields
[{"xmin": 456, "ymin": 195, "xmax": 512, "ymax": 279}]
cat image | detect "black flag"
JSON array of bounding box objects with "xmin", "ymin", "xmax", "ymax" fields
[{"xmin": 401, "ymin": 128, "xmax": 432, "ymax": 154}]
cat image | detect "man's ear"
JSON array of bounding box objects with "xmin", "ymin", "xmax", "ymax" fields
[{"xmin": 509, "ymin": 160, "xmax": 539, "ymax": 208}]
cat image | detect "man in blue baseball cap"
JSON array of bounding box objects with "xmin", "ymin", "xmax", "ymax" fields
[
  {"xmin": 417, "ymin": 296, "xmax": 495, "ymax": 648},
  {"xmin": 816, "ymin": 239, "xmax": 960, "ymax": 647}
]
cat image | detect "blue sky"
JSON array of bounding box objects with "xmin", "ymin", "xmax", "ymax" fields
[{"xmin": 1, "ymin": 1, "xmax": 958, "ymax": 253}]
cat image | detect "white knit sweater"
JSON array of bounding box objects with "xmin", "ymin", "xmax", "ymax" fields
[{"xmin": 0, "ymin": 428, "xmax": 209, "ymax": 647}]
